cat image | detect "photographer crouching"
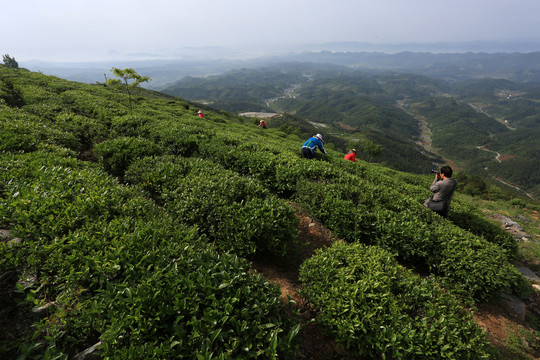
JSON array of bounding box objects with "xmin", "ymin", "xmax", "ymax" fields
[{"xmin": 423, "ymin": 165, "xmax": 457, "ymax": 218}]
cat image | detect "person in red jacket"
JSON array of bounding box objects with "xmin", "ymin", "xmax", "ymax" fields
[
  {"xmin": 197, "ymin": 110, "xmax": 204, "ymax": 118},
  {"xmin": 258, "ymin": 119, "xmax": 267, "ymax": 129},
  {"xmin": 344, "ymin": 149, "xmax": 356, "ymax": 162}
]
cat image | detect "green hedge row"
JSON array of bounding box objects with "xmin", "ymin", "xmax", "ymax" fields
[
  {"xmin": 125, "ymin": 155, "xmax": 299, "ymax": 257},
  {"xmin": 0, "ymin": 150, "xmax": 299, "ymax": 359},
  {"xmin": 197, "ymin": 136, "xmax": 344, "ymax": 196},
  {"xmin": 192, "ymin": 133, "xmax": 525, "ymax": 301},
  {"xmin": 299, "ymin": 241, "xmax": 494, "ymax": 359},
  {"xmin": 294, "ymin": 178, "xmax": 526, "ymax": 302},
  {"xmin": 0, "ymin": 107, "xmax": 81, "ymax": 153}
]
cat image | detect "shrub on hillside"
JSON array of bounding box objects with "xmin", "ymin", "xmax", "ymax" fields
[
  {"xmin": 0, "ymin": 121, "xmax": 38, "ymax": 153},
  {"xmin": 60, "ymin": 90, "xmax": 127, "ymax": 120},
  {"xmin": 198, "ymin": 139, "xmax": 343, "ymax": 197},
  {"xmin": 449, "ymin": 202, "xmax": 519, "ymax": 259},
  {"xmin": 94, "ymin": 246, "xmax": 299, "ymax": 359},
  {"xmin": 54, "ymin": 112, "xmax": 110, "ymax": 148},
  {"xmin": 126, "ymin": 156, "xmax": 299, "ymax": 257},
  {"xmin": 0, "ymin": 78, "xmax": 25, "ymax": 107},
  {"xmin": 0, "ymin": 152, "xmax": 300, "ymax": 359},
  {"xmin": 510, "ymin": 198, "xmax": 527, "ymax": 209},
  {"xmin": 294, "ymin": 178, "xmax": 526, "ymax": 302},
  {"xmin": 0, "ymin": 107, "xmax": 81, "ymax": 153},
  {"xmin": 110, "ymin": 114, "xmax": 151, "ymax": 138},
  {"xmin": 94, "ymin": 137, "xmax": 163, "ymax": 177},
  {"xmin": 299, "ymin": 242, "xmax": 493, "ymax": 359},
  {"xmin": 147, "ymin": 120, "xmax": 214, "ymax": 157}
]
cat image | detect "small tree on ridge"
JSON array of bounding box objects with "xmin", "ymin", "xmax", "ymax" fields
[
  {"xmin": 2, "ymin": 54, "xmax": 19, "ymax": 68},
  {"xmin": 106, "ymin": 67, "xmax": 150, "ymax": 111}
]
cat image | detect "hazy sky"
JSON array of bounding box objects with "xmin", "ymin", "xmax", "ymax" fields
[{"xmin": 3, "ymin": 0, "xmax": 540, "ymax": 62}]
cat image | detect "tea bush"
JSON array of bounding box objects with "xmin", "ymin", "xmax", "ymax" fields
[
  {"xmin": 94, "ymin": 137, "xmax": 163, "ymax": 177},
  {"xmin": 60, "ymin": 90, "xmax": 127, "ymax": 120},
  {"xmin": 55, "ymin": 112, "xmax": 109, "ymax": 148},
  {"xmin": 293, "ymin": 179, "xmax": 525, "ymax": 301},
  {"xmin": 109, "ymin": 114, "xmax": 152, "ymax": 138},
  {"xmin": 0, "ymin": 107, "xmax": 81, "ymax": 153},
  {"xmin": 0, "ymin": 78, "xmax": 25, "ymax": 107},
  {"xmin": 0, "ymin": 151, "xmax": 300, "ymax": 359},
  {"xmin": 126, "ymin": 156, "xmax": 299, "ymax": 257},
  {"xmin": 94, "ymin": 247, "xmax": 299, "ymax": 359},
  {"xmin": 198, "ymin": 138, "xmax": 343, "ymax": 196},
  {"xmin": 299, "ymin": 241, "xmax": 493, "ymax": 359},
  {"xmin": 449, "ymin": 202, "xmax": 519, "ymax": 259}
]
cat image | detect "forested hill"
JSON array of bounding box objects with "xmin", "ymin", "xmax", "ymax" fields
[
  {"xmin": 22, "ymin": 50, "xmax": 540, "ymax": 87},
  {"xmin": 0, "ymin": 65, "xmax": 539, "ymax": 359},
  {"xmin": 161, "ymin": 64, "xmax": 540, "ymax": 198}
]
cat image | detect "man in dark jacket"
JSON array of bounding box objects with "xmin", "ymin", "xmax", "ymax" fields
[{"xmin": 424, "ymin": 165, "xmax": 457, "ymax": 217}]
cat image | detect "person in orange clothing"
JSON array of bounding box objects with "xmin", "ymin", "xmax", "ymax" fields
[
  {"xmin": 344, "ymin": 149, "xmax": 356, "ymax": 162},
  {"xmin": 258, "ymin": 119, "xmax": 267, "ymax": 129},
  {"xmin": 197, "ymin": 110, "xmax": 204, "ymax": 118}
]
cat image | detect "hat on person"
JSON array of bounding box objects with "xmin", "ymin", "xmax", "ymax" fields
[
  {"xmin": 198, "ymin": 110, "xmax": 203, "ymax": 114},
  {"xmin": 352, "ymin": 149, "xmax": 356, "ymax": 153},
  {"xmin": 314, "ymin": 134, "xmax": 323, "ymax": 142}
]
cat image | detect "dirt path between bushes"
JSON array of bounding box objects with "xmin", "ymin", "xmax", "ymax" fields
[
  {"xmin": 252, "ymin": 204, "xmax": 540, "ymax": 359},
  {"xmin": 251, "ymin": 204, "xmax": 354, "ymax": 359}
]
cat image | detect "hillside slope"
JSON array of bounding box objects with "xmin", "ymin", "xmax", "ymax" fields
[
  {"xmin": 1, "ymin": 66, "xmax": 538, "ymax": 359},
  {"xmin": 162, "ymin": 68, "xmax": 445, "ymax": 174}
]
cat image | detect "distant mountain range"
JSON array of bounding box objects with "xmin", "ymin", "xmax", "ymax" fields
[{"xmin": 19, "ymin": 41, "xmax": 540, "ymax": 88}]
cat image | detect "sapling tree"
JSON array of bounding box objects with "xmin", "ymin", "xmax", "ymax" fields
[{"xmin": 106, "ymin": 67, "xmax": 150, "ymax": 111}]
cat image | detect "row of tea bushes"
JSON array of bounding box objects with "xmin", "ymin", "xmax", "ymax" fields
[
  {"xmin": 1, "ymin": 67, "xmax": 195, "ymax": 156},
  {"xmin": 448, "ymin": 201, "xmax": 519, "ymax": 257},
  {"xmin": 86, "ymin": 115, "xmax": 523, "ymax": 301},
  {"xmin": 294, "ymin": 178, "xmax": 527, "ymax": 302},
  {"xmin": 0, "ymin": 106, "xmax": 81, "ymax": 153},
  {"xmin": 197, "ymin": 136, "xmax": 345, "ymax": 197},
  {"xmin": 125, "ymin": 155, "xmax": 299, "ymax": 257},
  {"xmin": 192, "ymin": 133, "xmax": 526, "ymax": 302},
  {"xmin": 299, "ymin": 241, "xmax": 494, "ymax": 359},
  {"xmin": 0, "ymin": 149, "xmax": 299, "ymax": 359}
]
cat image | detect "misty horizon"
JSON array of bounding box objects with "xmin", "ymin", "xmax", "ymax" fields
[
  {"xmin": 16, "ymin": 39, "xmax": 540, "ymax": 66},
  {"xmin": 4, "ymin": 0, "xmax": 540, "ymax": 63}
]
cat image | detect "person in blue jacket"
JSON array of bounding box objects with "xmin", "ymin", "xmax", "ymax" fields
[{"xmin": 301, "ymin": 133, "xmax": 327, "ymax": 159}]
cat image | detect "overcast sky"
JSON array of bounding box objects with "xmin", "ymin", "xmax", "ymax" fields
[{"xmin": 3, "ymin": 0, "xmax": 540, "ymax": 62}]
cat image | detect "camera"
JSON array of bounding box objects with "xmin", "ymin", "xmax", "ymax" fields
[{"xmin": 431, "ymin": 168, "xmax": 440, "ymax": 175}]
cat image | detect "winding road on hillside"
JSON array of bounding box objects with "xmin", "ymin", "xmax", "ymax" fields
[
  {"xmin": 398, "ymin": 101, "xmax": 535, "ymax": 199},
  {"xmin": 477, "ymin": 146, "xmax": 502, "ymax": 163},
  {"xmin": 476, "ymin": 146, "xmax": 535, "ymax": 198},
  {"xmin": 396, "ymin": 102, "xmax": 434, "ymax": 152}
]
